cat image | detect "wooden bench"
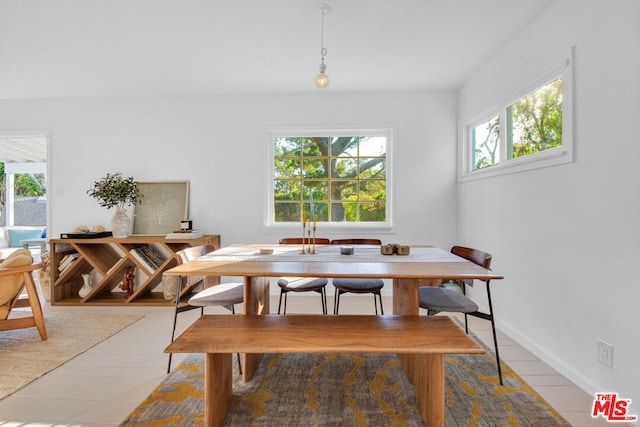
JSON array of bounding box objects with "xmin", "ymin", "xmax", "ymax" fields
[{"xmin": 166, "ymin": 314, "xmax": 484, "ymax": 427}]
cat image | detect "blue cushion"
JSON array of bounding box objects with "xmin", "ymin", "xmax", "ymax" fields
[{"xmin": 8, "ymin": 228, "xmax": 43, "ymax": 247}]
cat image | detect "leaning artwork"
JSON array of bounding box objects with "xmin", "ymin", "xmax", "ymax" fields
[{"xmin": 132, "ymin": 181, "xmax": 189, "ymax": 235}]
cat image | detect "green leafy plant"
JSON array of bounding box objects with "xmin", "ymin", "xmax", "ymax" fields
[{"xmin": 87, "ymin": 173, "xmax": 142, "ymax": 209}]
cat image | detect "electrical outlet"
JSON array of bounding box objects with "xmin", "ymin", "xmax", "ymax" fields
[{"xmin": 598, "ymin": 340, "xmax": 613, "ymax": 368}]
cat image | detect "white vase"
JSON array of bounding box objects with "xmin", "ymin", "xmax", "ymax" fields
[
  {"xmin": 78, "ymin": 273, "xmax": 93, "ymax": 298},
  {"xmin": 111, "ymin": 207, "xmax": 131, "ymax": 238}
]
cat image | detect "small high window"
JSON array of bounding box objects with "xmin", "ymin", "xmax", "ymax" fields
[
  {"xmin": 507, "ymin": 77, "xmax": 563, "ymax": 160},
  {"xmin": 460, "ymin": 52, "xmax": 573, "ymax": 180},
  {"xmin": 472, "ymin": 115, "xmax": 500, "ymax": 171}
]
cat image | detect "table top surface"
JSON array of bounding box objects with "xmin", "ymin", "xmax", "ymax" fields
[
  {"xmin": 165, "ymin": 244, "xmax": 503, "ymax": 280},
  {"xmin": 166, "ymin": 314, "xmax": 485, "ymax": 355}
]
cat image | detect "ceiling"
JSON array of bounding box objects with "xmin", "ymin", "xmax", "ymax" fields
[
  {"xmin": 0, "ymin": 137, "xmax": 47, "ymax": 163},
  {"xmin": 0, "ymin": 0, "xmax": 554, "ymax": 100}
]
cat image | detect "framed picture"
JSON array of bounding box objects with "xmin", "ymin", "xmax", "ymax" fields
[{"xmin": 132, "ymin": 181, "xmax": 189, "ymax": 235}]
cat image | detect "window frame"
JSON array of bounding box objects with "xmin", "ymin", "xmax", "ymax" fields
[
  {"xmin": 265, "ymin": 126, "xmax": 394, "ymax": 231},
  {"xmin": 458, "ymin": 51, "xmax": 574, "ymax": 181}
]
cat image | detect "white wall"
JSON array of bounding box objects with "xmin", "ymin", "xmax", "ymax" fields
[
  {"xmin": 0, "ymin": 90, "xmax": 458, "ymax": 277},
  {"xmin": 458, "ymin": 0, "xmax": 640, "ymax": 410}
]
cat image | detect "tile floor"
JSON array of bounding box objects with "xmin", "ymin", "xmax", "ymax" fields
[{"xmin": 0, "ymin": 295, "xmax": 628, "ymax": 427}]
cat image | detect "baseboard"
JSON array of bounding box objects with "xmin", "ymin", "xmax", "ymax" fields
[{"xmin": 495, "ymin": 317, "xmax": 602, "ymax": 398}]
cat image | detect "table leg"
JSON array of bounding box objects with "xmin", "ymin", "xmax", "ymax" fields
[
  {"xmin": 392, "ymin": 277, "xmax": 439, "ymax": 315},
  {"xmin": 204, "ymin": 353, "xmax": 232, "ymax": 427},
  {"xmin": 244, "ymin": 276, "xmax": 270, "ymax": 316},
  {"xmin": 242, "ymin": 276, "xmax": 270, "ymax": 381}
]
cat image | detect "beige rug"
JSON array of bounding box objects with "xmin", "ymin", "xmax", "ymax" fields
[{"xmin": 0, "ymin": 310, "xmax": 142, "ymax": 400}]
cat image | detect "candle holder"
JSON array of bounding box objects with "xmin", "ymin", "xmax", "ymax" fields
[
  {"xmin": 311, "ymin": 225, "xmax": 317, "ymax": 254},
  {"xmin": 300, "ymin": 222, "xmax": 307, "ymax": 254},
  {"xmin": 307, "ymin": 226, "xmax": 312, "ymax": 254}
]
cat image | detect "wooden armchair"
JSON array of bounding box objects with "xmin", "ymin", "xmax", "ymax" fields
[{"xmin": 0, "ymin": 249, "xmax": 47, "ymax": 340}]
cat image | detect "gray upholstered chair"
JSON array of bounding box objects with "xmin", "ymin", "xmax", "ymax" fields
[
  {"xmin": 277, "ymin": 237, "xmax": 330, "ymax": 314},
  {"xmin": 167, "ymin": 244, "xmax": 244, "ymax": 373},
  {"xmin": 330, "ymin": 238, "xmax": 385, "ymax": 315},
  {"xmin": 418, "ymin": 245, "xmax": 503, "ymax": 384}
]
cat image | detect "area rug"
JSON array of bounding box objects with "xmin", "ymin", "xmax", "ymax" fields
[
  {"xmin": 121, "ymin": 348, "xmax": 570, "ymax": 426},
  {"xmin": 0, "ymin": 311, "xmax": 143, "ymax": 400}
]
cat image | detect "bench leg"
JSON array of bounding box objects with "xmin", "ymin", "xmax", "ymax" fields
[
  {"xmin": 204, "ymin": 353, "xmax": 232, "ymax": 427},
  {"xmin": 414, "ymin": 353, "xmax": 445, "ymax": 427}
]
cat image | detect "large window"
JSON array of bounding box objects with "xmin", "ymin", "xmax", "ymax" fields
[
  {"xmin": 269, "ymin": 130, "xmax": 391, "ymax": 228},
  {"xmin": 460, "ymin": 53, "xmax": 573, "ymax": 180}
]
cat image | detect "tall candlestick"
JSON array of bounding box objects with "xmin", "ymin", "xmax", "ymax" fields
[
  {"xmin": 311, "ymin": 214, "xmax": 317, "ymax": 254},
  {"xmin": 311, "ymin": 223, "xmax": 317, "ymax": 254}
]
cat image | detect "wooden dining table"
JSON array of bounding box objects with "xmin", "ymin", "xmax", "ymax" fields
[
  {"xmin": 164, "ymin": 243, "xmax": 503, "ymax": 425},
  {"xmin": 166, "ymin": 244, "xmax": 502, "ymax": 363}
]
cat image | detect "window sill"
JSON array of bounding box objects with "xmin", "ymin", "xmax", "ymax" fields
[
  {"xmin": 264, "ymin": 221, "xmax": 395, "ymax": 233},
  {"xmin": 458, "ymin": 147, "xmax": 573, "ymax": 182}
]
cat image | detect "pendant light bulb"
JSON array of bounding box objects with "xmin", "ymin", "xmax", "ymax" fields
[{"xmin": 316, "ymin": 61, "xmax": 329, "ymax": 88}]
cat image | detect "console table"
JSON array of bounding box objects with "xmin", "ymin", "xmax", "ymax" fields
[{"xmin": 50, "ymin": 235, "xmax": 220, "ymax": 306}]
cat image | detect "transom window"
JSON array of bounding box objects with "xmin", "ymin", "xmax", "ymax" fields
[
  {"xmin": 461, "ymin": 51, "xmax": 573, "ymax": 180},
  {"xmin": 269, "ymin": 130, "xmax": 391, "ymax": 227}
]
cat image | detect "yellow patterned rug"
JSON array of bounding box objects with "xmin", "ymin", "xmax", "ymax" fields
[{"xmin": 121, "ymin": 349, "xmax": 570, "ymax": 426}]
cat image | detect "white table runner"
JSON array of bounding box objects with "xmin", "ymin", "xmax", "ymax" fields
[{"xmin": 196, "ymin": 245, "xmax": 464, "ymax": 263}]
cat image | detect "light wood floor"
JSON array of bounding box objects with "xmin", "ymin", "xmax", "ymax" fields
[{"xmin": 0, "ymin": 295, "xmax": 625, "ymax": 426}]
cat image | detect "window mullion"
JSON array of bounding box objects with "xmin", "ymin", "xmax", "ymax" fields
[{"xmin": 499, "ymin": 109, "xmax": 508, "ymax": 164}]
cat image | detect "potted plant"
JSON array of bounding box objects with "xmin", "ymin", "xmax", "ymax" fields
[{"xmin": 87, "ymin": 173, "xmax": 143, "ymax": 238}]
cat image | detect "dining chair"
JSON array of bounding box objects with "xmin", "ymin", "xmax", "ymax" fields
[
  {"xmin": 277, "ymin": 237, "xmax": 330, "ymax": 315},
  {"xmin": 330, "ymin": 238, "xmax": 385, "ymax": 315},
  {"xmin": 418, "ymin": 245, "xmax": 503, "ymax": 384},
  {"xmin": 167, "ymin": 244, "xmax": 244, "ymax": 373}
]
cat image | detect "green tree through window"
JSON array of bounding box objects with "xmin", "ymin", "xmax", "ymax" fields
[
  {"xmin": 472, "ymin": 115, "xmax": 500, "ymax": 170},
  {"xmin": 508, "ymin": 77, "xmax": 563, "ymax": 158},
  {"xmin": 469, "ymin": 76, "xmax": 564, "ymax": 173},
  {"xmin": 274, "ymin": 135, "xmax": 387, "ymax": 223},
  {"xmin": 0, "ymin": 163, "xmax": 46, "ymax": 205}
]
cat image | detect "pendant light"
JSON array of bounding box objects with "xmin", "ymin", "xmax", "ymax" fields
[{"xmin": 315, "ymin": 3, "xmax": 331, "ymax": 88}]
